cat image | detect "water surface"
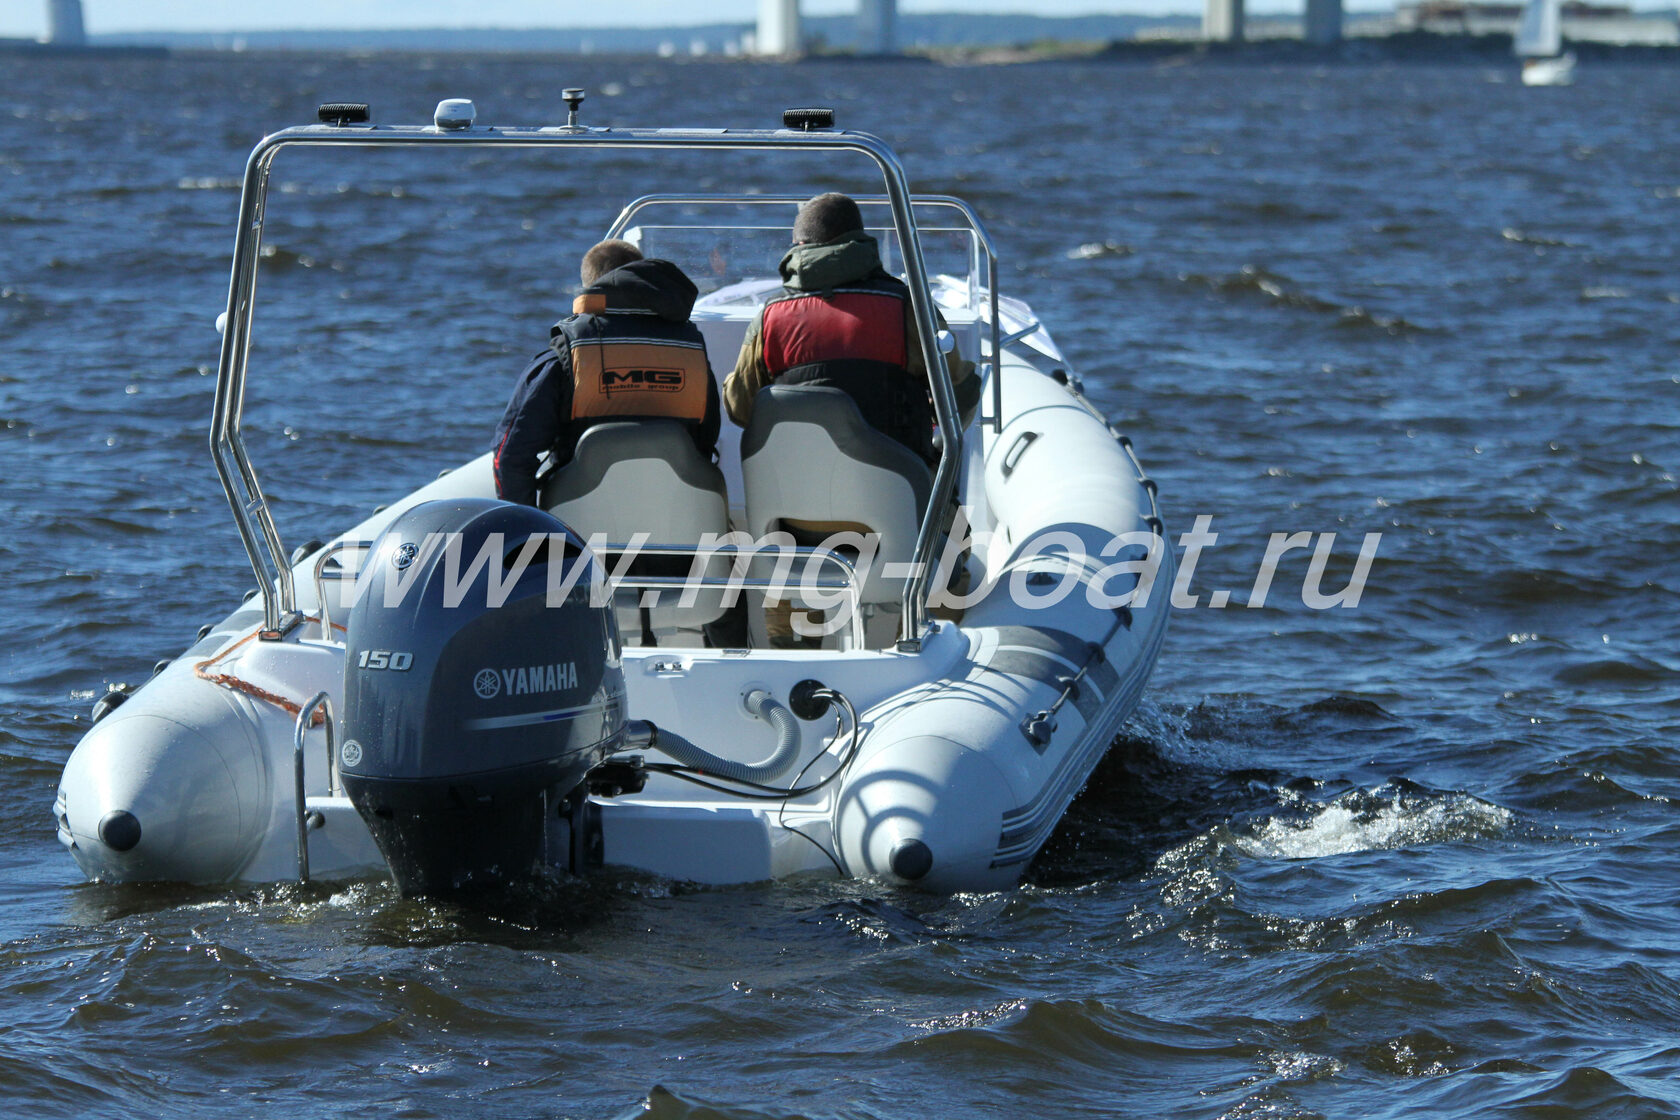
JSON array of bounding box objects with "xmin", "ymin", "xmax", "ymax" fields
[{"xmin": 2, "ymin": 51, "xmax": 1677, "ymax": 1119}]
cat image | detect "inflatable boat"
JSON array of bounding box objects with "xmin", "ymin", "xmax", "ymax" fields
[{"xmin": 55, "ymin": 100, "xmax": 1172, "ymax": 895}]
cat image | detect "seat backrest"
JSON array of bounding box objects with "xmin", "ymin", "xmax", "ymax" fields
[
  {"xmin": 740, "ymin": 384, "xmax": 932, "ymax": 607},
  {"xmin": 540, "ymin": 420, "xmax": 732, "ymax": 642},
  {"xmin": 541, "ymin": 420, "xmax": 728, "ymax": 544}
]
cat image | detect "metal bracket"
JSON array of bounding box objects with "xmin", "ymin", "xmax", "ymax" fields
[{"xmin": 259, "ymin": 611, "xmax": 305, "ymax": 642}]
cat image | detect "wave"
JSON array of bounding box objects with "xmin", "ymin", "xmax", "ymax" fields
[
  {"xmin": 1230, "ymin": 199, "xmax": 1339, "ymax": 223},
  {"xmin": 1554, "ymin": 653, "xmax": 1678, "ymax": 687},
  {"xmin": 631, "ymin": 1085, "xmax": 813, "ymax": 1120},
  {"xmin": 257, "ymin": 245, "xmax": 323, "ymax": 270},
  {"xmin": 1066, "ymin": 240, "xmax": 1134, "ymax": 260},
  {"xmin": 1032, "ymin": 697, "xmax": 1432, "ymax": 887},
  {"xmin": 272, "ymin": 180, "xmax": 422, "ymax": 201},
  {"xmin": 176, "ymin": 177, "xmax": 244, "ymax": 192},
  {"xmin": 1231, "ymin": 786, "xmax": 1512, "ymax": 861},
  {"xmin": 1176, "ymin": 265, "xmax": 1427, "ymax": 334},
  {"xmin": 1493, "ymin": 1065, "xmax": 1678, "ymax": 1115},
  {"xmin": 1501, "ymin": 227, "xmax": 1580, "ymax": 247}
]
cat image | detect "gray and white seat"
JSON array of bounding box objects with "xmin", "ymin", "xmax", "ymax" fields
[
  {"xmin": 539, "ymin": 420, "xmax": 731, "ymax": 644},
  {"xmin": 740, "ymin": 384, "xmax": 933, "ymax": 646}
]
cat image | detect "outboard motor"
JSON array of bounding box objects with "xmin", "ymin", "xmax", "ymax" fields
[{"xmin": 339, "ymin": 499, "xmax": 623, "ymax": 896}]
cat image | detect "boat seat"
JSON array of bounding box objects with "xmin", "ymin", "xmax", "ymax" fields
[
  {"xmin": 740, "ymin": 385, "xmax": 933, "ymax": 638},
  {"xmin": 539, "ymin": 420, "xmax": 731, "ymax": 642}
]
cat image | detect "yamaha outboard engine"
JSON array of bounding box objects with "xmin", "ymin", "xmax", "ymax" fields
[{"xmin": 339, "ymin": 499, "xmax": 623, "ymax": 896}]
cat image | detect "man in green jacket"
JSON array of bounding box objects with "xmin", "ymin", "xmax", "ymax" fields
[{"xmin": 724, "ymin": 193, "xmax": 977, "ymax": 463}]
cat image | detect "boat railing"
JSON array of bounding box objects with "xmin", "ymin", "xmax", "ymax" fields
[
  {"xmin": 601, "ymin": 543, "xmax": 867, "ymax": 652},
  {"xmin": 291, "ymin": 691, "xmax": 337, "ymax": 884},
  {"xmin": 213, "ymin": 115, "xmax": 962, "ymax": 648},
  {"xmin": 310, "ymin": 538, "xmax": 867, "ymax": 652},
  {"xmin": 312, "ymin": 539, "xmax": 373, "ymax": 637},
  {"xmin": 605, "ymin": 192, "xmax": 1006, "ymax": 441},
  {"xmin": 995, "ymin": 320, "xmax": 1043, "ymax": 351}
]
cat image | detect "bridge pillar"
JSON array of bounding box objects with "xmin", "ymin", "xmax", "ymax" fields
[
  {"xmin": 755, "ymin": 0, "xmax": 802, "ymax": 55},
  {"xmin": 1304, "ymin": 0, "xmax": 1343, "ymax": 43},
  {"xmin": 858, "ymin": 0, "xmax": 896, "ymax": 54},
  {"xmin": 47, "ymin": 0, "xmax": 86, "ymax": 46},
  {"xmin": 1203, "ymin": 0, "xmax": 1244, "ymax": 42}
]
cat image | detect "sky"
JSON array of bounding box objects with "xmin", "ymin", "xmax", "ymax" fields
[{"xmin": 4, "ymin": 1, "xmax": 1216, "ymax": 37}]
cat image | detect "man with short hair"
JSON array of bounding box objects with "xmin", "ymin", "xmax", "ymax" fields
[
  {"xmin": 493, "ymin": 239, "xmax": 721, "ymax": 506},
  {"xmin": 723, "ymin": 192, "xmax": 978, "ymax": 462}
]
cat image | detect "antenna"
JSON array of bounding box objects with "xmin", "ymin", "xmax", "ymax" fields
[
  {"xmin": 563, "ymin": 89, "xmax": 586, "ymax": 130},
  {"xmin": 317, "ymin": 102, "xmax": 371, "ymax": 127},
  {"xmin": 782, "ymin": 107, "xmax": 836, "ymax": 132}
]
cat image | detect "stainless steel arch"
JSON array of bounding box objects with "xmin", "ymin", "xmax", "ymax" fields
[{"xmin": 210, "ymin": 119, "xmax": 963, "ymax": 644}]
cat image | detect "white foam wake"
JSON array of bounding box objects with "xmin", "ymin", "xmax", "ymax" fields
[{"xmin": 1234, "ymin": 789, "xmax": 1512, "ymax": 861}]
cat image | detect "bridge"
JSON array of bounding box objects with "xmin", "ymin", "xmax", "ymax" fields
[
  {"xmin": 1205, "ymin": 0, "xmax": 1345, "ymax": 43},
  {"xmin": 42, "ymin": 0, "xmax": 1338, "ymax": 56},
  {"xmin": 45, "ymin": 0, "xmax": 84, "ymax": 45},
  {"xmin": 753, "ymin": 0, "xmax": 1344, "ymax": 52},
  {"xmin": 755, "ymin": 0, "xmax": 896, "ymax": 54}
]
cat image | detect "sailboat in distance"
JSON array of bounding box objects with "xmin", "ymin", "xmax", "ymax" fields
[{"xmin": 1516, "ymin": 0, "xmax": 1576, "ymax": 86}]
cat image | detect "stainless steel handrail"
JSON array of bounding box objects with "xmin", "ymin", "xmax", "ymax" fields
[
  {"xmin": 311, "ymin": 539, "xmax": 375, "ymax": 638},
  {"xmin": 586, "ymin": 542, "xmax": 865, "ymax": 650},
  {"xmin": 606, "ymin": 192, "xmax": 1006, "ymax": 441},
  {"xmin": 211, "ymin": 122, "xmax": 963, "ymax": 646},
  {"xmin": 292, "ymin": 691, "xmax": 335, "ymax": 884},
  {"xmin": 609, "ymin": 189, "xmax": 995, "ymax": 641},
  {"xmin": 300, "ymin": 535, "xmax": 868, "ymax": 649},
  {"xmin": 606, "ymin": 192, "xmax": 998, "ymax": 278},
  {"xmin": 995, "ymin": 321, "xmax": 1043, "ymax": 350}
]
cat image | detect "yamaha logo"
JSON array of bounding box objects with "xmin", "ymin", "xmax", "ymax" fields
[
  {"xmin": 340, "ymin": 739, "xmax": 363, "ymax": 768},
  {"xmin": 473, "ymin": 663, "xmax": 579, "ymax": 699},
  {"xmin": 392, "ymin": 541, "xmax": 419, "ymax": 570}
]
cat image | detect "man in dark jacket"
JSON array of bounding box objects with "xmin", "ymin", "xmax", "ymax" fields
[
  {"xmin": 493, "ymin": 240, "xmax": 721, "ymax": 506},
  {"xmin": 723, "ymin": 193, "xmax": 977, "ymax": 463}
]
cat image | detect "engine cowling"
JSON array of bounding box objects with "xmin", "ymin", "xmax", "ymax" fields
[{"xmin": 339, "ymin": 498, "xmax": 623, "ymax": 896}]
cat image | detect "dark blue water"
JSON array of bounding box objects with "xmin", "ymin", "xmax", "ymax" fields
[{"xmin": 3, "ymin": 51, "xmax": 1678, "ymax": 1119}]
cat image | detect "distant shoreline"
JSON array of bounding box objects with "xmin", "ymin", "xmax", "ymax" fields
[
  {"xmin": 2, "ymin": 28, "xmax": 1675, "ymax": 65},
  {"xmin": 0, "ymin": 39, "xmax": 167, "ymax": 57},
  {"xmin": 918, "ymin": 31, "xmax": 1680, "ymax": 64}
]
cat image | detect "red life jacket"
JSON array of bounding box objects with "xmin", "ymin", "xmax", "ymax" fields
[
  {"xmin": 756, "ymin": 278, "xmax": 934, "ymax": 461},
  {"xmin": 759, "ymin": 281, "xmax": 909, "ymax": 376}
]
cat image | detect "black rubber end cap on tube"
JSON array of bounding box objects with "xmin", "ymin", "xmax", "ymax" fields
[
  {"xmin": 889, "ymin": 838, "xmax": 933, "ymax": 882},
  {"xmin": 98, "ymin": 810, "xmax": 142, "ymax": 852}
]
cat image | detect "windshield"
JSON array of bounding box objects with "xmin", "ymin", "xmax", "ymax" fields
[{"xmin": 609, "ymin": 195, "xmax": 992, "ymax": 318}]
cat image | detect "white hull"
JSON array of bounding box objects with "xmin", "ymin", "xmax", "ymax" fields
[
  {"xmin": 57, "ymin": 326, "xmax": 1169, "ymax": 893},
  {"xmin": 1521, "ymin": 52, "xmax": 1577, "ymax": 86}
]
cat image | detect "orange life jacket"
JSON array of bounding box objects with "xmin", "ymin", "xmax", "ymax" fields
[{"xmin": 564, "ymin": 293, "xmax": 711, "ymax": 425}]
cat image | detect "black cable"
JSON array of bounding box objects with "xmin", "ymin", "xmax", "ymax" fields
[
  {"xmin": 781, "ymin": 817, "xmax": 846, "ymax": 877},
  {"xmin": 776, "ymin": 700, "xmax": 855, "ymax": 876},
  {"xmin": 784, "ymin": 712, "xmax": 843, "ymax": 790},
  {"xmin": 628, "ymin": 688, "xmax": 863, "ymax": 803},
  {"xmin": 639, "ymin": 765, "xmax": 813, "ymax": 800}
]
